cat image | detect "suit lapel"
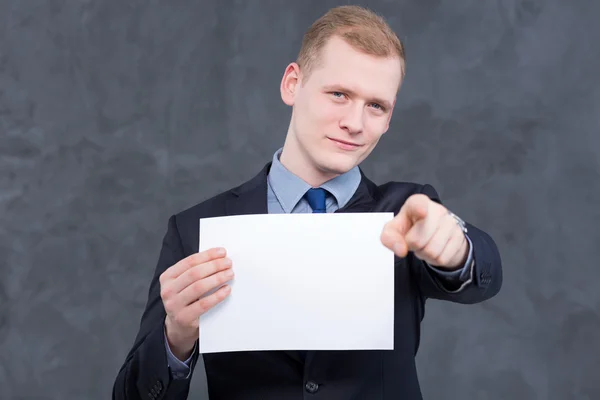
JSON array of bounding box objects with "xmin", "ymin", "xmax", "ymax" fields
[
  {"xmin": 225, "ymin": 162, "xmax": 271, "ymax": 216},
  {"xmin": 335, "ymin": 168, "xmax": 379, "ymax": 213}
]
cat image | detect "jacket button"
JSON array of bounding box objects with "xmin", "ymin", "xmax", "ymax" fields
[{"xmin": 305, "ymin": 381, "xmax": 319, "ymax": 393}]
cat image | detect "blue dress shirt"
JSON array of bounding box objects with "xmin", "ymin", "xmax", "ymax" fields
[{"xmin": 165, "ymin": 147, "xmax": 475, "ymax": 378}]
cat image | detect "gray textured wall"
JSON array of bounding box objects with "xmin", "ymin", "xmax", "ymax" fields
[{"xmin": 1, "ymin": 0, "xmax": 599, "ymax": 399}]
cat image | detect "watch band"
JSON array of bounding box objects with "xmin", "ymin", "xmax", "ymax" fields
[{"xmin": 448, "ymin": 211, "xmax": 468, "ymax": 234}]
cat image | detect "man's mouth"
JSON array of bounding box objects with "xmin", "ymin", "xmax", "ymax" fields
[{"xmin": 328, "ymin": 137, "xmax": 362, "ymax": 149}]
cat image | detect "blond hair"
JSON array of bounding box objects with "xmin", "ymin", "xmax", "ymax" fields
[{"xmin": 296, "ymin": 5, "xmax": 405, "ymax": 81}]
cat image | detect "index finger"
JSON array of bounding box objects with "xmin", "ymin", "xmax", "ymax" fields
[
  {"xmin": 392, "ymin": 194, "xmax": 429, "ymax": 233},
  {"xmin": 161, "ymin": 247, "xmax": 227, "ymax": 281}
]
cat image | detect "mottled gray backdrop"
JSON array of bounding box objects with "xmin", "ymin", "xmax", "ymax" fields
[{"xmin": 1, "ymin": 0, "xmax": 599, "ymax": 399}]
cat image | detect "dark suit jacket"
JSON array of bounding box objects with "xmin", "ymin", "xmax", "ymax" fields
[{"xmin": 113, "ymin": 162, "xmax": 502, "ymax": 400}]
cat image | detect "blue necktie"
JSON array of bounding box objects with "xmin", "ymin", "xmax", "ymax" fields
[{"xmin": 305, "ymin": 188, "xmax": 327, "ymax": 213}]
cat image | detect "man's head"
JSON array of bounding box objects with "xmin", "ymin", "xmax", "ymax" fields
[{"xmin": 280, "ymin": 5, "xmax": 405, "ymax": 186}]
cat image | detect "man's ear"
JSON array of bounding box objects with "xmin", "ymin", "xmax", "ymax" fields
[{"xmin": 280, "ymin": 63, "xmax": 301, "ymax": 106}]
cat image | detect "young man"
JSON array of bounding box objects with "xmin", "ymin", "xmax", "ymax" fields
[{"xmin": 113, "ymin": 5, "xmax": 502, "ymax": 400}]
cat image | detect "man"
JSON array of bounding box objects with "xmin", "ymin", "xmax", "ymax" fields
[{"xmin": 113, "ymin": 5, "xmax": 502, "ymax": 400}]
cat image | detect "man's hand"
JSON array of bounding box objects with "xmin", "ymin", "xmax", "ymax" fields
[
  {"xmin": 160, "ymin": 247, "xmax": 233, "ymax": 361},
  {"xmin": 380, "ymin": 194, "xmax": 469, "ymax": 269}
]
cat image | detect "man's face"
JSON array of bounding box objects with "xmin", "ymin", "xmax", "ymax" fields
[{"xmin": 281, "ymin": 35, "xmax": 403, "ymax": 183}]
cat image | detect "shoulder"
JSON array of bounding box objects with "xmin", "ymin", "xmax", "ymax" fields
[
  {"xmin": 168, "ymin": 161, "xmax": 270, "ymax": 237},
  {"xmin": 158, "ymin": 185, "xmax": 239, "ymax": 256},
  {"xmin": 180, "ymin": 190, "xmax": 233, "ymax": 217},
  {"xmin": 374, "ymin": 179, "xmax": 443, "ymax": 204},
  {"xmin": 172, "ymin": 161, "xmax": 270, "ymax": 223}
]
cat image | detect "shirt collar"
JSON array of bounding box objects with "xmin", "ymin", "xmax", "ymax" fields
[{"xmin": 267, "ymin": 147, "xmax": 361, "ymax": 213}]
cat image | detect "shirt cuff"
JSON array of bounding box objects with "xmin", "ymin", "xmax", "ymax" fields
[
  {"xmin": 164, "ymin": 327, "xmax": 196, "ymax": 380},
  {"xmin": 425, "ymin": 235, "xmax": 475, "ymax": 292}
]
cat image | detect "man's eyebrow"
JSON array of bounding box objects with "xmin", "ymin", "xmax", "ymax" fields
[{"xmin": 323, "ymin": 84, "xmax": 393, "ymax": 110}]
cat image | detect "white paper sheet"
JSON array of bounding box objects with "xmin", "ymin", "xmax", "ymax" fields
[{"xmin": 198, "ymin": 212, "xmax": 395, "ymax": 353}]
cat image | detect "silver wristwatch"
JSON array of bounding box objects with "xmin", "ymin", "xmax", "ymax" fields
[{"xmin": 448, "ymin": 211, "xmax": 468, "ymax": 234}]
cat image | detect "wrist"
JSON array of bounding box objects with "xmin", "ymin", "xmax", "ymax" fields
[
  {"xmin": 164, "ymin": 319, "xmax": 197, "ymax": 361},
  {"xmin": 447, "ymin": 241, "xmax": 469, "ymax": 269}
]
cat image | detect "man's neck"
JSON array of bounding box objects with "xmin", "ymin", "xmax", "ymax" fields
[{"xmin": 279, "ymin": 147, "xmax": 338, "ymax": 188}]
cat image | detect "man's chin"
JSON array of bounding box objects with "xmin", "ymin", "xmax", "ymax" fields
[{"xmin": 317, "ymin": 158, "xmax": 358, "ymax": 176}]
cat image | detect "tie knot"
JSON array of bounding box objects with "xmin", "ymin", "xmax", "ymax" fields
[{"xmin": 304, "ymin": 188, "xmax": 327, "ymax": 213}]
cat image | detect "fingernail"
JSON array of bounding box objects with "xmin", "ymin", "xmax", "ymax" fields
[
  {"xmin": 225, "ymin": 269, "xmax": 234, "ymax": 278},
  {"xmin": 217, "ymin": 248, "xmax": 226, "ymax": 256}
]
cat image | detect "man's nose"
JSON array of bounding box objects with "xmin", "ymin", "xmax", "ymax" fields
[{"xmin": 339, "ymin": 105, "xmax": 364, "ymax": 134}]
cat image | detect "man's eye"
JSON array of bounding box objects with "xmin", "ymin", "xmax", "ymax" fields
[{"xmin": 332, "ymin": 92, "xmax": 344, "ymax": 98}]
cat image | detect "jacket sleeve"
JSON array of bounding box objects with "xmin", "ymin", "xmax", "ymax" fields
[
  {"xmin": 408, "ymin": 184, "xmax": 503, "ymax": 304},
  {"xmin": 112, "ymin": 215, "xmax": 200, "ymax": 400}
]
